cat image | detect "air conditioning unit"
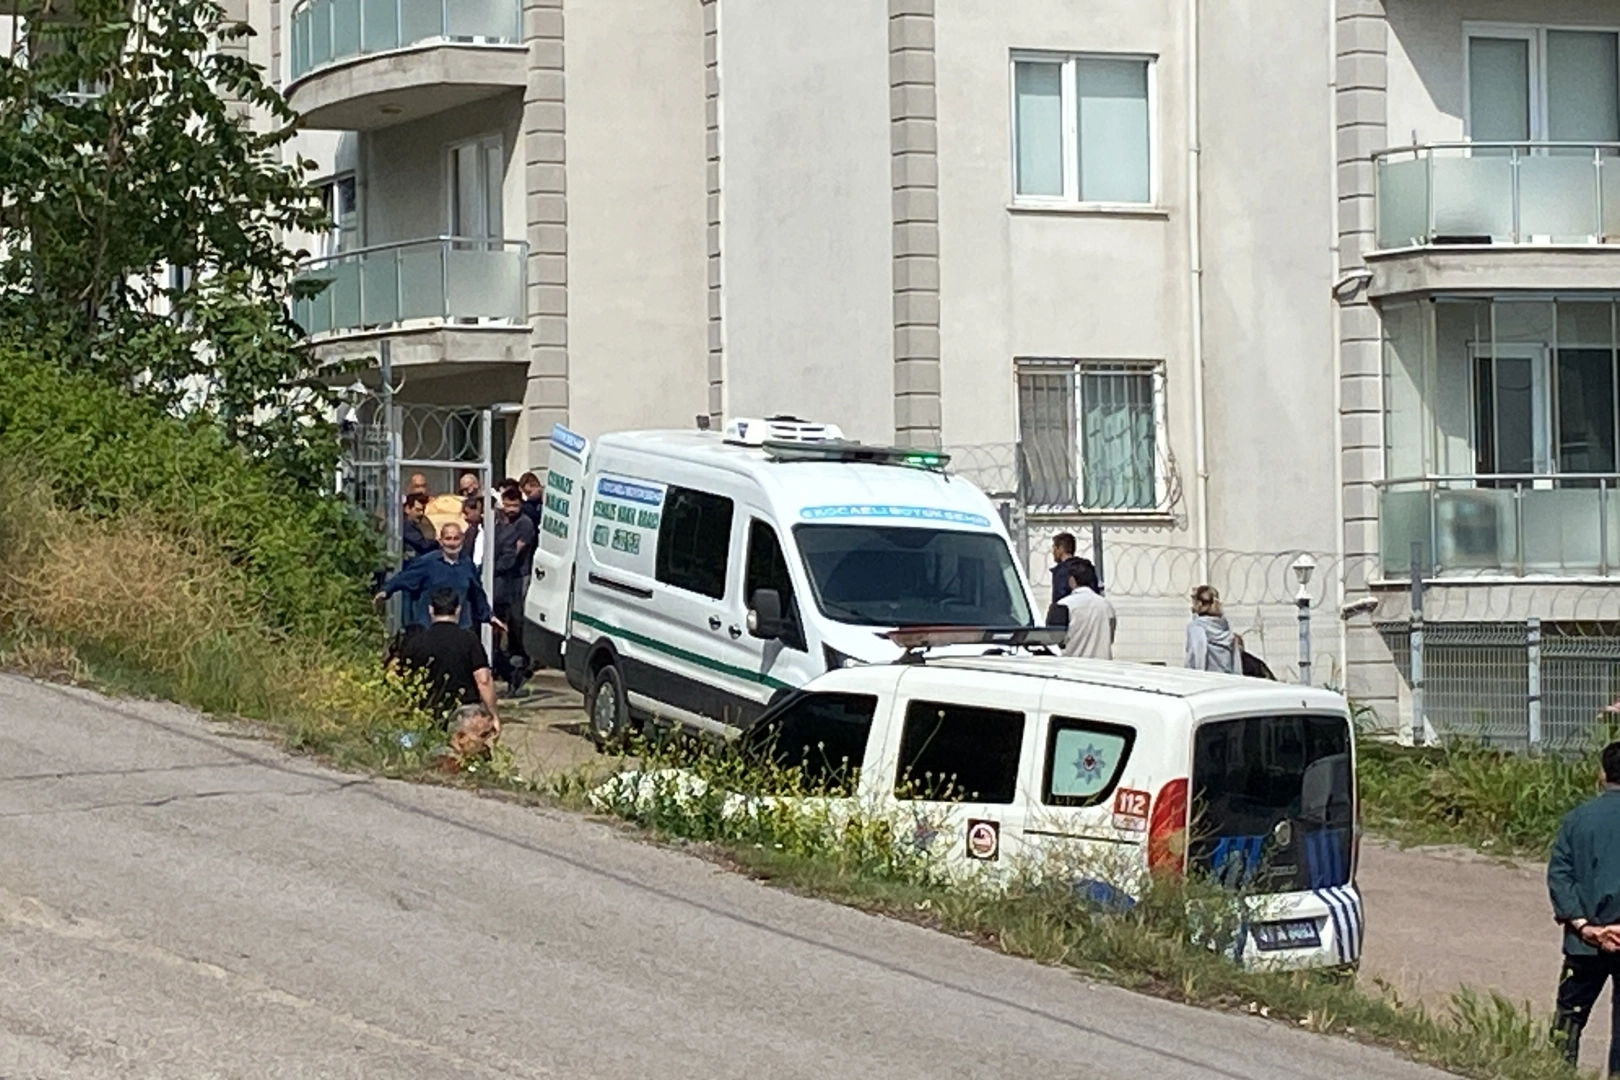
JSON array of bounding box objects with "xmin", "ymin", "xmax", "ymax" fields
[{"xmin": 723, "ymin": 415, "xmax": 845, "ymax": 446}]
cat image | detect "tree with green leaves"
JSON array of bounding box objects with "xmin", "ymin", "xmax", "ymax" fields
[{"xmin": 0, "ymin": 0, "xmax": 335, "ymax": 490}]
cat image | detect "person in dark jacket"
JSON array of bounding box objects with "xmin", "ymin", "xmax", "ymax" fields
[
  {"xmin": 1045, "ymin": 533, "xmax": 1091, "ymax": 627},
  {"xmin": 375, "ymin": 523, "xmax": 499, "ymax": 635},
  {"xmin": 1548, "ymin": 739, "xmax": 1620, "ymax": 1074},
  {"xmin": 492, "ymin": 485, "xmax": 538, "ymax": 691},
  {"xmin": 519, "ymin": 471, "xmax": 544, "ymax": 526},
  {"xmin": 401, "ymin": 492, "xmax": 439, "ymax": 558}
]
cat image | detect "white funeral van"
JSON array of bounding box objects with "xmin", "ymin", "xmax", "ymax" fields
[
  {"xmin": 525, "ymin": 418, "xmax": 1039, "ymax": 745},
  {"xmin": 733, "ymin": 645, "xmax": 1363, "ymax": 971}
]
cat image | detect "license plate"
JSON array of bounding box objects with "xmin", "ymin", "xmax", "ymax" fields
[{"xmin": 1251, "ymin": 919, "xmax": 1321, "ymax": 951}]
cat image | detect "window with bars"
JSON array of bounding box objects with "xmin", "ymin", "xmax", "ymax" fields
[{"xmin": 1016, "ymin": 361, "xmax": 1164, "ymax": 512}]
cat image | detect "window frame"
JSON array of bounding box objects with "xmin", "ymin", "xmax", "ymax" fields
[
  {"xmin": 654, "ymin": 485, "xmax": 735, "ymax": 600},
  {"xmin": 316, "ymin": 171, "xmax": 360, "ymax": 256},
  {"xmin": 1462, "ymin": 21, "xmax": 1620, "ymax": 143},
  {"xmin": 444, "ymin": 133, "xmax": 505, "ymax": 243},
  {"xmin": 1009, "ymin": 50, "xmax": 1160, "ymax": 210},
  {"xmin": 893, "ymin": 699, "xmax": 1027, "ymax": 806},
  {"xmin": 1014, "ymin": 357, "xmax": 1169, "ymax": 514},
  {"xmin": 744, "ymin": 517, "xmax": 808, "ymax": 652},
  {"xmin": 1041, "ymin": 716, "xmax": 1137, "ymax": 808}
]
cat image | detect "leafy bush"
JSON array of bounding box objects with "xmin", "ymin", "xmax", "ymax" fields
[{"xmin": 0, "ymin": 348, "xmax": 380, "ymax": 641}]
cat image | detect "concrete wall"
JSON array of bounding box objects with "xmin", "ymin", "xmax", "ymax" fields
[
  {"xmin": 717, "ymin": 0, "xmax": 895, "ymax": 444},
  {"xmin": 933, "ymin": 0, "xmax": 1193, "ymax": 528},
  {"xmin": 362, "ymin": 93, "xmax": 525, "ymax": 248},
  {"xmin": 1198, "ymin": 0, "xmax": 1337, "ymax": 556},
  {"xmin": 1386, "ymin": 0, "xmax": 1620, "ymax": 147},
  {"xmin": 563, "ymin": 0, "xmax": 708, "ymax": 440}
]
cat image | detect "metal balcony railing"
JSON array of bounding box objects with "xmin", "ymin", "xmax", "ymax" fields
[
  {"xmin": 288, "ymin": 0, "xmax": 523, "ymax": 83},
  {"xmin": 1378, "ymin": 474, "xmax": 1620, "ymax": 579},
  {"xmin": 293, "ymin": 236, "xmax": 528, "ymax": 338},
  {"xmin": 1373, "ymin": 142, "xmax": 1620, "ymax": 249}
]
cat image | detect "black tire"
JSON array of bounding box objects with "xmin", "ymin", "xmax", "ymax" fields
[{"xmin": 586, "ymin": 663, "xmax": 631, "ymax": 749}]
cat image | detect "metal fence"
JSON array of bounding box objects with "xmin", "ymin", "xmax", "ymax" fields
[
  {"xmin": 947, "ymin": 441, "xmax": 1620, "ymax": 752},
  {"xmin": 336, "ymin": 344, "xmax": 499, "ymax": 646}
]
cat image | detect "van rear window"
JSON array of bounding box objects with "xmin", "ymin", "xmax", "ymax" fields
[
  {"xmin": 739, "ymin": 692, "xmax": 877, "ymax": 795},
  {"xmin": 1190, "ymin": 715, "xmax": 1354, "ymax": 892},
  {"xmin": 895, "ymin": 701, "xmax": 1024, "ymax": 804}
]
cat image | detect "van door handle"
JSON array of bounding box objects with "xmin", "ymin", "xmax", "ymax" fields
[
  {"xmin": 708, "ymin": 616, "xmax": 722, "ymax": 631},
  {"xmin": 728, "ymin": 625, "xmax": 742, "ymax": 639}
]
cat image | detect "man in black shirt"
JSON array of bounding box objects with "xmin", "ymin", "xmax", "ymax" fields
[{"xmin": 397, "ymin": 589, "xmax": 501, "ymax": 726}]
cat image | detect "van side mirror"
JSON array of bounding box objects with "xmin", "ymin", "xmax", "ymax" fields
[{"xmin": 748, "ymin": 588, "xmax": 785, "ymax": 640}]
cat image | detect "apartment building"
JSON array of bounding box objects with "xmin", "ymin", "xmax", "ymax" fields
[{"xmin": 9, "ymin": 0, "xmax": 1616, "ymax": 736}]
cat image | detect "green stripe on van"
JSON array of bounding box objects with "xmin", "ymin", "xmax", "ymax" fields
[{"xmin": 572, "ymin": 612, "xmax": 795, "ymax": 692}]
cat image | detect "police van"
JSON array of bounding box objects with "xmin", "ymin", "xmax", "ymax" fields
[
  {"xmin": 733, "ymin": 634, "xmax": 1363, "ymax": 971},
  {"xmin": 526, "ymin": 418, "xmax": 1039, "ymax": 745}
]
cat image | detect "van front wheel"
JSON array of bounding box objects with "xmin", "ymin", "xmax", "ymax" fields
[{"xmin": 587, "ymin": 663, "xmax": 631, "ymax": 749}]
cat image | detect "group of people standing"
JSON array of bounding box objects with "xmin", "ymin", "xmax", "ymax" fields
[
  {"xmin": 1043, "ymin": 532, "xmax": 1271, "ymax": 678},
  {"xmin": 377, "ymin": 471, "xmax": 547, "ymax": 720}
]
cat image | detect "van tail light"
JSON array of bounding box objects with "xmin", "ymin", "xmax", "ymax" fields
[{"xmin": 1148, "ymin": 777, "xmax": 1190, "ymax": 877}]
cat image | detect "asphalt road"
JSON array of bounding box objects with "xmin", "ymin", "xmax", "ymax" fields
[{"xmin": 0, "ymin": 675, "xmax": 1452, "ymax": 1080}]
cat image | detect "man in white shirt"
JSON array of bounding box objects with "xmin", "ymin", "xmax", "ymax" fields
[{"xmin": 1058, "ymin": 560, "xmax": 1116, "ymax": 660}]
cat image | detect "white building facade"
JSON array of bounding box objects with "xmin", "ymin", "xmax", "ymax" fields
[{"xmin": 14, "ymin": 0, "xmax": 1607, "ymax": 734}]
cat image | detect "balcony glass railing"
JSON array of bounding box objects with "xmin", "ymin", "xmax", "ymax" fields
[
  {"xmin": 1374, "ymin": 143, "xmax": 1620, "ymax": 249},
  {"xmin": 289, "ymin": 0, "xmax": 522, "ymax": 83},
  {"xmin": 293, "ymin": 236, "xmax": 528, "ymax": 338},
  {"xmin": 1379, "ymin": 475, "xmax": 1620, "ymax": 579}
]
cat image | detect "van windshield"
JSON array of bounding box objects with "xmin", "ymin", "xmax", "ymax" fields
[
  {"xmin": 1190, "ymin": 714, "xmax": 1354, "ymax": 893},
  {"xmin": 793, "ymin": 525, "xmax": 1033, "ymax": 628}
]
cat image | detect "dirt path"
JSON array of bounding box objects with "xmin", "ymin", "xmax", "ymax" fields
[
  {"xmin": 1359, "ymin": 842, "xmax": 1613, "ymax": 1073},
  {"xmin": 503, "ymin": 675, "xmax": 1613, "ymax": 1071}
]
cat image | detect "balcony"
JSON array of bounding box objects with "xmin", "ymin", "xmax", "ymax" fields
[
  {"xmin": 285, "ymin": 0, "xmax": 525, "ymax": 131},
  {"xmin": 1379, "ymin": 476, "xmax": 1620, "ymax": 579},
  {"xmin": 1369, "ymin": 143, "xmax": 1620, "ymax": 298},
  {"xmin": 294, "ymin": 236, "xmax": 530, "ymax": 374}
]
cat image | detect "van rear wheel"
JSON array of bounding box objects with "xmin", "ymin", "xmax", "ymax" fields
[{"xmin": 587, "ymin": 663, "xmax": 631, "ymax": 749}]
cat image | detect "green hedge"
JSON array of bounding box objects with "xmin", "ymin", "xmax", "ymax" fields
[{"xmin": 0, "ymin": 347, "xmax": 381, "ymax": 641}]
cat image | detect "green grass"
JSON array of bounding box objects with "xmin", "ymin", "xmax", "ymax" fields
[{"xmin": 1357, "ymin": 739, "xmax": 1607, "ymax": 858}]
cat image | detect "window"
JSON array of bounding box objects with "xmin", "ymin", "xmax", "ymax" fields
[
  {"xmin": 655, "ymin": 486, "xmax": 734, "ymax": 599},
  {"xmin": 1013, "ymin": 53, "xmax": 1154, "ymax": 205},
  {"xmin": 745, "ymin": 520, "xmax": 806, "ymax": 651},
  {"xmin": 1042, "ymin": 718, "xmax": 1135, "ymax": 807},
  {"xmin": 739, "ymin": 692, "xmax": 878, "ymax": 794},
  {"xmin": 318, "ymin": 173, "xmax": 358, "ymax": 256},
  {"xmin": 1189, "ymin": 715, "xmax": 1353, "ymax": 891},
  {"xmin": 1467, "ymin": 26, "xmax": 1620, "ymax": 143},
  {"xmin": 1017, "ymin": 360, "xmax": 1165, "ymax": 511},
  {"xmin": 448, "ymin": 135, "xmax": 504, "ymax": 242},
  {"xmin": 895, "ymin": 700, "xmax": 1025, "ymax": 804},
  {"xmin": 794, "ymin": 525, "xmax": 1033, "ymax": 628}
]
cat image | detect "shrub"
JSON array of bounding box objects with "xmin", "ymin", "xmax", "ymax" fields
[{"xmin": 0, "ymin": 347, "xmax": 381, "ymax": 641}]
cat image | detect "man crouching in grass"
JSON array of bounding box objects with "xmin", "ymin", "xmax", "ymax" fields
[{"xmin": 396, "ymin": 588, "xmax": 502, "ymax": 760}]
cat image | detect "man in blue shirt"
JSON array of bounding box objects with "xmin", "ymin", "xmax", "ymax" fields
[
  {"xmin": 1548, "ymin": 739, "xmax": 1620, "ymax": 1075},
  {"xmin": 375, "ymin": 522, "xmax": 501, "ymax": 635}
]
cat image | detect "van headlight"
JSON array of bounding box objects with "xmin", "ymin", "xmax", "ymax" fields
[{"xmin": 823, "ymin": 644, "xmax": 859, "ymax": 671}]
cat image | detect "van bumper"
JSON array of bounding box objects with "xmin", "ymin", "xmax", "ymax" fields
[{"xmin": 1236, "ymin": 884, "xmax": 1364, "ymax": 972}]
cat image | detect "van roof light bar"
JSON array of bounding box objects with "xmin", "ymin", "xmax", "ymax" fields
[
  {"xmin": 763, "ymin": 440, "xmax": 952, "ymax": 472},
  {"xmin": 723, "ymin": 416, "xmax": 845, "ymax": 446},
  {"xmin": 883, "ymin": 625, "xmax": 1067, "ymax": 661}
]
